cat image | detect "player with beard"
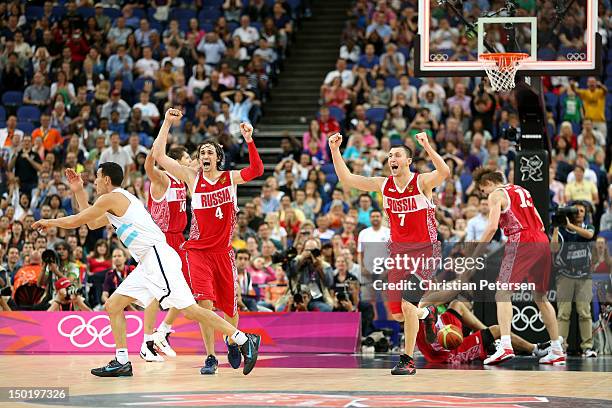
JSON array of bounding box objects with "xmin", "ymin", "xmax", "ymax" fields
[
  {"xmin": 330, "ymin": 132, "xmax": 450, "ymax": 375},
  {"xmin": 152, "ymin": 109, "xmax": 264, "ymax": 374},
  {"xmin": 472, "ymin": 168, "xmax": 565, "ymax": 366}
]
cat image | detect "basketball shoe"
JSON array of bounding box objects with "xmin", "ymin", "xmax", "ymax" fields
[
  {"xmin": 225, "ymin": 336, "xmax": 242, "ymax": 369},
  {"xmin": 484, "ymin": 343, "xmax": 515, "ymax": 365},
  {"xmin": 91, "ymin": 359, "xmax": 133, "ymax": 377},
  {"xmin": 391, "ymin": 354, "xmax": 416, "ymax": 375},
  {"xmin": 241, "ymin": 333, "xmax": 261, "ymax": 375},
  {"xmin": 151, "ymin": 330, "xmax": 176, "ymax": 357},
  {"xmin": 532, "ymin": 341, "xmax": 551, "ymax": 358},
  {"xmin": 200, "ymin": 355, "xmax": 219, "ymax": 375},
  {"xmin": 539, "ymin": 350, "xmax": 566, "ymax": 365},
  {"xmin": 140, "ymin": 341, "xmax": 164, "ymax": 362},
  {"xmin": 423, "ymin": 305, "xmax": 438, "ymax": 344}
]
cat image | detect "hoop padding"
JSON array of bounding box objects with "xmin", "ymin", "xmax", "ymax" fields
[{"xmin": 479, "ymin": 53, "xmax": 529, "ymax": 93}]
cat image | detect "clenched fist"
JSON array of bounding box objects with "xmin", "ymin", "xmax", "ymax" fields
[{"xmin": 328, "ymin": 133, "xmax": 343, "ymax": 150}]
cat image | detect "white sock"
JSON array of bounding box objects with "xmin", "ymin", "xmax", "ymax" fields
[
  {"xmin": 158, "ymin": 322, "xmax": 172, "ymax": 333},
  {"xmin": 116, "ymin": 348, "xmax": 129, "ymax": 364},
  {"xmin": 532, "ymin": 344, "xmax": 538, "ymax": 353},
  {"xmin": 231, "ymin": 330, "xmax": 248, "ymax": 346},
  {"xmin": 419, "ymin": 307, "xmax": 429, "ymax": 320},
  {"xmin": 551, "ymin": 339, "xmax": 563, "ymax": 352},
  {"xmin": 144, "ymin": 334, "xmax": 152, "ymax": 342},
  {"xmin": 501, "ymin": 335, "xmax": 512, "ymax": 349}
]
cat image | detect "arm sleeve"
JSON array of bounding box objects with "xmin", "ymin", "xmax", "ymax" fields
[{"xmin": 239, "ymin": 141, "xmax": 264, "ymax": 182}]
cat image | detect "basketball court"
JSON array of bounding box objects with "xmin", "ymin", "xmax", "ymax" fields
[
  {"xmin": 2, "ymin": 0, "xmax": 610, "ymax": 407},
  {"xmin": 0, "ymin": 354, "xmax": 610, "ymax": 407}
]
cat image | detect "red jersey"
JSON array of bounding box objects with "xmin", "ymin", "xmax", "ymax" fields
[
  {"xmin": 381, "ymin": 174, "xmax": 438, "ymax": 243},
  {"xmin": 183, "ymin": 170, "xmax": 238, "ymax": 252},
  {"xmin": 147, "ymin": 172, "xmax": 188, "ymax": 234},
  {"xmin": 496, "ymin": 184, "xmax": 546, "ymax": 239}
]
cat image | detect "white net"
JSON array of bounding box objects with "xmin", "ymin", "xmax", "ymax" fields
[{"xmin": 479, "ymin": 53, "xmax": 528, "ymax": 93}]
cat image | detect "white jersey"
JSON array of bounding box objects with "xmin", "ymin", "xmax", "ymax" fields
[{"xmin": 106, "ymin": 188, "xmax": 167, "ymax": 262}]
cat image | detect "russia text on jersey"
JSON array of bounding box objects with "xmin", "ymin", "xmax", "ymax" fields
[
  {"xmin": 192, "ymin": 186, "xmax": 234, "ymax": 209},
  {"xmin": 383, "ymin": 195, "xmax": 432, "ymax": 213}
]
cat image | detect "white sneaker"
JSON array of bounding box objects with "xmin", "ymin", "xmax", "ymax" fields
[
  {"xmin": 151, "ymin": 330, "xmax": 176, "ymax": 357},
  {"xmin": 484, "ymin": 344, "xmax": 515, "ymax": 365},
  {"xmin": 539, "ymin": 350, "xmax": 566, "ymax": 365},
  {"xmin": 140, "ymin": 341, "xmax": 164, "ymax": 362},
  {"xmin": 583, "ymin": 349, "xmax": 597, "ymax": 358},
  {"xmin": 532, "ymin": 342, "xmax": 551, "ymax": 358}
]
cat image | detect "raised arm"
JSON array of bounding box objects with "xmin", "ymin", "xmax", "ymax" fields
[
  {"xmin": 144, "ymin": 151, "xmax": 169, "ymax": 193},
  {"xmin": 232, "ymin": 122, "xmax": 264, "ymax": 185},
  {"xmin": 329, "ymin": 133, "xmax": 384, "ymax": 192},
  {"xmin": 415, "ymin": 132, "xmax": 451, "ymax": 193},
  {"xmin": 65, "ymin": 168, "xmax": 108, "ymax": 230},
  {"xmin": 152, "ymin": 108, "xmax": 196, "ymax": 184}
]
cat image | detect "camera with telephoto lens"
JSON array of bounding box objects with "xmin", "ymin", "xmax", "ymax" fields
[
  {"xmin": 42, "ymin": 249, "xmax": 59, "ymax": 264},
  {"xmin": 552, "ymin": 206, "xmax": 579, "ymax": 227},
  {"xmin": 271, "ymin": 246, "xmax": 298, "ymax": 269},
  {"xmin": 337, "ymin": 292, "xmax": 348, "ymax": 302},
  {"xmin": 501, "ymin": 126, "xmax": 520, "ymax": 142},
  {"xmin": 66, "ymin": 284, "xmax": 83, "ymax": 297}
]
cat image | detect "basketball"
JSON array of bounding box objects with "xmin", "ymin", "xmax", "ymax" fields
[{"xmin": 437, "ymin": 325, "xmax": 464, "ymax": 350}]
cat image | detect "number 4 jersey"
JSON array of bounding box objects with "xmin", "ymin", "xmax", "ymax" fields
[{"xmin": 183, "ymin": 170, "xmax": 238, "ymax": 252}]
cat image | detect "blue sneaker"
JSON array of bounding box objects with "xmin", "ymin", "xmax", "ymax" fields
[
  {"xmin": 200, "ymin": 355, "xmax": 218, "ymax": 375},
  {"xmin": 240, "ymin": 333, "xmax": 261, "ymax": 375},
  {"xmin": 91, "ymin": 359, "xmax": 133, "ymax": 377},
  {"xmin": 225, "ymin": 336, "xmax": 242, "ymax": 369}
]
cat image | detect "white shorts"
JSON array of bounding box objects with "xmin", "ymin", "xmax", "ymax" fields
[{"xmin": 115, "ymin": 243, "xmax": 196, "ymax": 310}]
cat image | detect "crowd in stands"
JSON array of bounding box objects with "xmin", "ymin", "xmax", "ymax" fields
[
  {"xmin": 0, "ymin": 0, "xmax": 309, "ymax": 313},
  {"xmin": 0, "ymin": 1, "xmax": 611, "ymax": 348}
]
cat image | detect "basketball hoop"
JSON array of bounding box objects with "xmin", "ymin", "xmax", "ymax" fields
[{"xmin": 479, "ymin": 52, "xmax": 529, "ymax": 93}]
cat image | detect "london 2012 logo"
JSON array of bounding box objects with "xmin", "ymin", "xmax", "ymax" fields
[
  {"xmin": 520, "ymin": 155, "xmax": 544, "ymax": 182},
  {"xmin": 57, "ymin": 314, "xmax": 143, "ymax": 348}
]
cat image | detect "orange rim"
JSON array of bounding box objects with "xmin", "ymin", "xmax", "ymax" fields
[{"xmin": 479, "ymin": 52, "xmax": 529, "ymax": 68}]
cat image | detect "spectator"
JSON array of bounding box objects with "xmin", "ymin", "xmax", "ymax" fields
[
  {"xmin": 98, "ymin": 133, "xmax": 133, "ymax": 175},
  {"xmin": 323, "ymin": 58, "xmax": 354, "ymax": 88},
  {"xmin": 101, "ymin": 248, "xmax": 134, "ymax": 305},
  {"xmin": 31, "ymin": 114, "xmax": 63, "ymax": 154},
  {"xmin": 0, "ymin": 116, "xmax": 24, "ymax": 147},
  {"xmin": 572, "ymin": 78, "xmax": 608, "ymax": 139},
  {"xmin": 23, "ymin": 72, "xmax": 51, "ymax": 108},
  {"xmin": 101, "ymin": 90, "xmax": 131, "ymax": 124},
  {"xmin": 565, "ymin": 165, "xmax": 599, "ymax": 205},
  {"xmin": 8, "ymin": 135, "xmax": 42, "ymax": 195}
]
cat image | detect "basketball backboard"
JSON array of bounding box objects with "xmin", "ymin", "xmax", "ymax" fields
[{"xmin": 415, "ymin": 0, "xmax": 602, "ymax": 77}]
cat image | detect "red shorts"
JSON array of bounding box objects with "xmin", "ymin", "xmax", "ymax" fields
[
  {"xmin": 417, "ymin": 309, "xmax": 488, "ymax": 364},
  {"xmin": 165, "ymin": 232, "xmax": 187, "ymax": 278},
  {"xmin": 184, "ymin": 248, "xmax": 238, "ymax": 316},
  {"xmin": 387, "ymin": 242, "xmax": 440, "ymax": 315},
  {"xmin": 498, "ymin": 231, "xmax": 551, "ymax": 292}
]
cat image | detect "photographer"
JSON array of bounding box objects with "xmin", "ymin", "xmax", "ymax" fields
[
  {"xmin": 286, "ymin": 238, "xmax": 334, "ymax": 312},
  {"xmin": 333, "ymin": 256, "xmax": 375, "ymax": 336},
  {"xmin": 37, "ymin": 247, "xmax": 90, "ymax": 311},
  {"xmin": 551, "ymin": 202, "xmax": 596, "ymax": 357}
]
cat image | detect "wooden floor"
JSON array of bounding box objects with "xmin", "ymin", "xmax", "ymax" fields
[{"xmin": 0, "ymin": 355, "xmax": 610, "ymax": 407}]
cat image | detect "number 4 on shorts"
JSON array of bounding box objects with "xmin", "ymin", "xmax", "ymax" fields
[{"xmin": 215, "ymin": 207, "xmax": 223, "ymax": 219}]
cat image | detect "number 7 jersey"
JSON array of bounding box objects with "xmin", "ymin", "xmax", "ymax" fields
[
  {"xmin": 183, "ymin": 170, "xmax": 238, "ymax": 252},
  {"xmin": 381, "ymin": 174, "xmax": 438, "ymax": 243}
]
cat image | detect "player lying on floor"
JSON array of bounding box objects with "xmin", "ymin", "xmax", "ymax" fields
[{"xmin": 416, "ymin": 300, "xmax": 550, "ymax": 364}]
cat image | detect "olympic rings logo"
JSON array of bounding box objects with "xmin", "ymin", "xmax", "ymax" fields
[
  {"xmin": 57, "ymin": 315, "xmax": 143, "ymax": 348},
  {"xmin": 512, "ymin": 305, "xmax": 546, "ymax": 332},
  {"xmin": 430, "ymin": 53, "xmax": 449, "ymax": 62},
  {"xmin": 566, "ymin": 53, "xmax": 586, "ymax": 62}
]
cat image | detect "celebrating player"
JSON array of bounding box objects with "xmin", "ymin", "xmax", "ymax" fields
[
  {"xmin": 32, "ymin": 162, "xmax": 261, "ymax": 377},
  {"xmin": 152, "ymin": 109, "xmax": 264, "ymax": 374},
  {"xmin": 135, "ymin": 145, "xmax": 193, "ymax": 362},
  {"xmin": 329, "ymin": 132, "xmax": 450, "ymax": 375},
  {"xmin": 472, "ymin": 168, "xmax": 565, "ymax": 365}
]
